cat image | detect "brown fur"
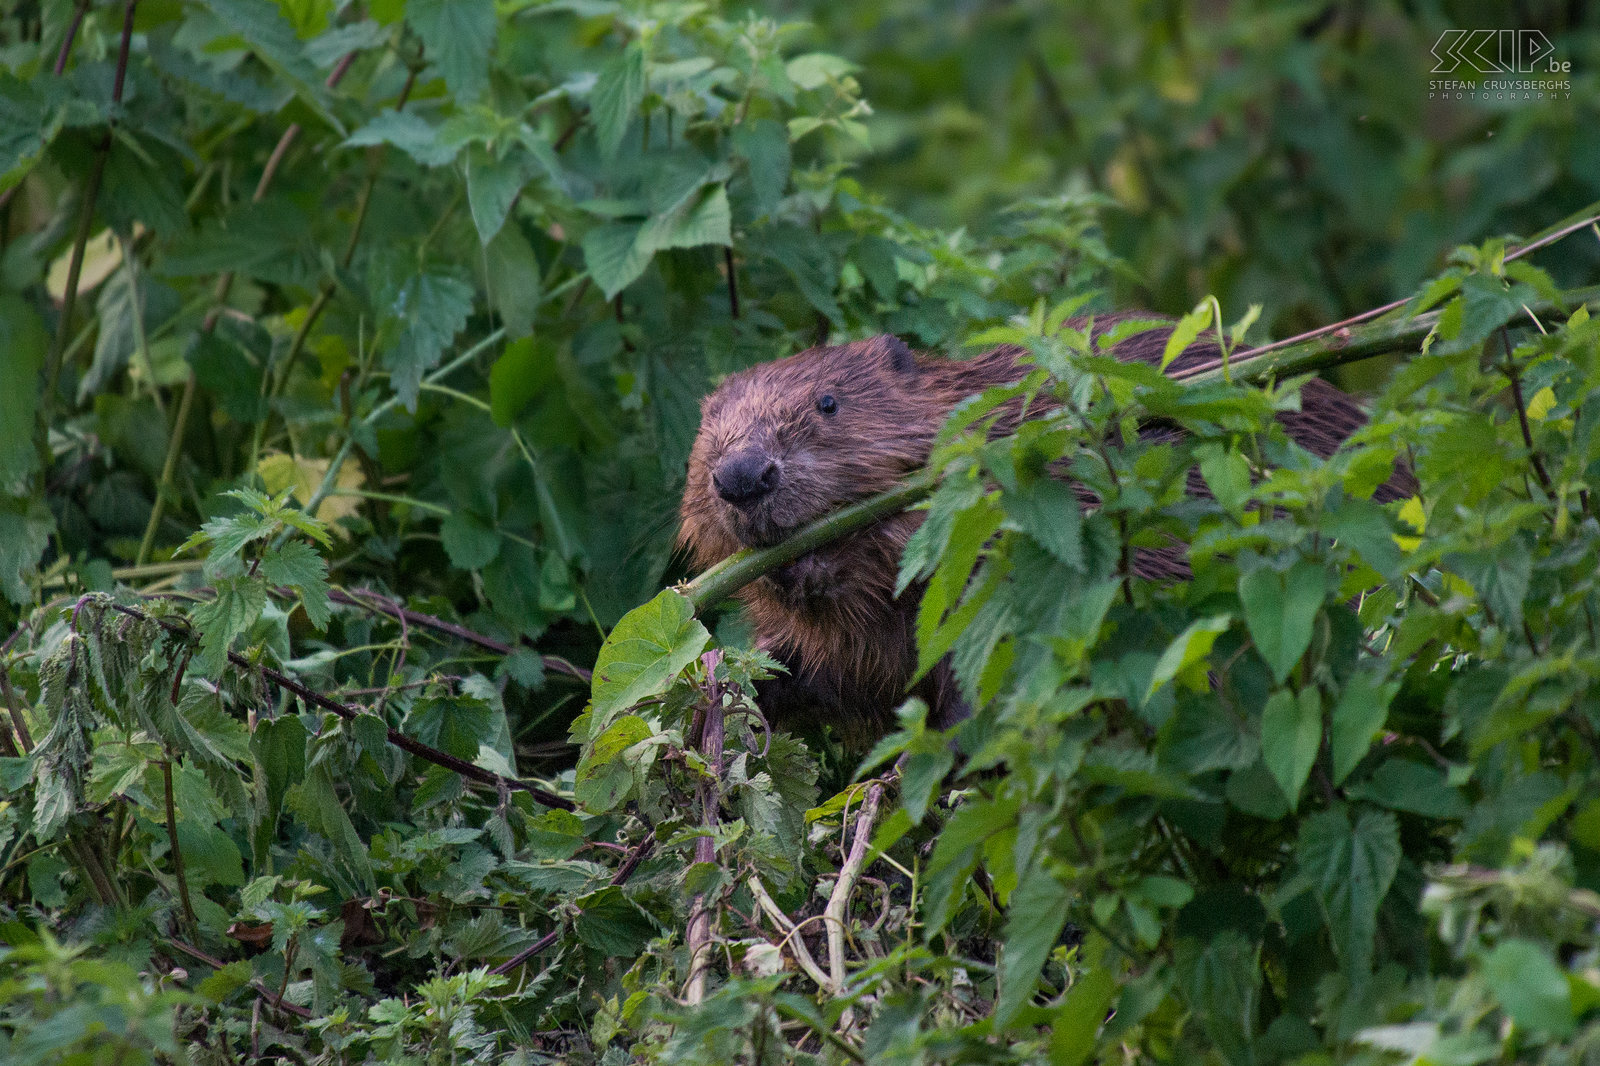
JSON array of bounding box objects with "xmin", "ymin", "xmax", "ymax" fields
[{"xmin": 679, "ymin": 320, "xmax": 1409, "ymax": 736}]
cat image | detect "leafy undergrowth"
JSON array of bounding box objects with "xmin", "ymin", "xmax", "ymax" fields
[{"xmin": 4, "ymin": 0, "xmax": 1600, "ymax": 1063}]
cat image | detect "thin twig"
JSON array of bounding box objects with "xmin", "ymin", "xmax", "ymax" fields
[
  {"xmin": 748, "ymin": 875, "xmax": 832, "ymax": 990},
  {"xmin": 53, "ymin": 0, "xmax": 92, "ymax": 75},
  {"xmin": 161, "ymin": 758, "xmax": 199, "ymax": 935},
  {"xmin": 325, "ymin": 587, "xmax": 591, "ymax": 682},
  {"xmin": 823, "ymin": 782, "xmax": 884, "ymax": 991},
  {"xmin": 94, "ymin": 599, "xmax": 575, "ymax": 810},
  {"xmin": 1501, "ymin": 326, "xmax": 1555, "ymax": 500},
  {"xmin": 164, "ymin": 938, "xmax": 314, "ymax": 1020}
]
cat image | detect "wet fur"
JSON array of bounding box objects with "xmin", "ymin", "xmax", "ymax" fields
[{"xmin": 679, "ymin": 320, "xmax": 1408, "ymax": 737}]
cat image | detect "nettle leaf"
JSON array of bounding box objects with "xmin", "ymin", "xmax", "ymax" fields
[
  {"xmin": 466, "ymin": 144, "xmax": 536, "ymax": 244},
  {"xmin": 204, "ymin": 0, "xmax": 338, "ymax": 128},
  {"xmin": 383, "ymin": 269, "xmax": 474, "ymax": 410},
  {"xmin": 583, "ymin": 590, "xmax": 709, "ymax": 736},
  {"xmin": 581, "ymin": 222, "xmax": 650, "ymax": 301},
  {"xmin": 1295, "ymin": 806, "xmax": 1399, "ymax": 979},
  {"xmin": 1261, "ymin": 688, "xmax": 1321, "ymax": 811},
  {"xmin": 1239, "ymin": 561, "xmax": 1326, "ymax": 684},
  {"xmin": 1003, "ymin": 478, "xmax": 1084, "ymax": 570},
  {"xmin": 191, "ymin": 576, "xmax": 269, "ymax": 674},
  {"xmin": 1147, "ymin": 615, "xmax": 1232, "ymax": 702},
  {"xmin": 344, "ymin": 110, "xmax": 457, "ymax": 167},
  {"xmin": 0, "ymin": 498, "xmax": 54, "ymax": 606},
  {"xmin": 591, "ymin": 40, "xmax": 645, "ymax": 158},
  {"xmin": 639, "ymin": 184, "xmax": 731, "ymax": 253},
  {"xmin": 406, "ymin": 0, "xmax": 495, "ymax": 101},
  {"xmin": 258, "ymin": 540, "xmax": 331, "ymax": 631},
  {"xmin": 995, "ymin": 861, "xmax": 1073, "ymax": 1029},
  {"xmin": 1329, "ymin": 669, "xmax": 1399, "ymax": 785},
  {"xmin": 440, "ymin": 510, "xmax": 502, "ymax": 570}
]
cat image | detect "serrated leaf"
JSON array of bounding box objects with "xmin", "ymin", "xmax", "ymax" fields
[
  {"xmin": 1261, "ymin": 688, "xmax": 1321, "ymax": 811},
  {"xmin": 191, "ymin": 577, "xmax": 269, "ymax": 674},
  {"xmin": 383, "ymin": 270, "xmax": 474, "ymax": 410},
  {"xmin": 466, "ymin": 145, "xmax": 534, "ymax": 244},
  {"xmin": 585, "ymin": 590, "xmax": 709, "ymax": 733},
  {"xmin": 405, "ymin": 0, "xmax": 495, "ymax": 101},
  {"xmin": 591, "ymin": 41, "xmax": 645, "ymax": 158},
  {"xmin": 639, "ymin": 184, "xmax": 731, "ymax": 253},
  {"xmin": 344, "ymin": 110, "xmax": 456, "ymax": 167},
  {"xmin": 581, "ymin": 222, "xmax": 650, "ymax": 301},
  {"xmin": 1295, "ymin": 806, "xmax": 1399, "ymax": 979},
  {"xmin": 0, "ymin": 498, "xmax": 53, "ymax": 605},
  {"xmin": 1239, "ymin": 561, "xmax": 1326, "ymax": 684},
  {"xmin": 1003, "ymin": 478, "xmax": 1083, "ymax": 570},
  {"xmin": 258, "ymin": 540, "xmax": 330, "ymax": 630},
  {"xmin": 485, "ymin": 224, "xmax": 541, "ymax": 338},
  {"xmin": 994, "ymin": 863, "xmax": 1072, "ymax": 1029}
]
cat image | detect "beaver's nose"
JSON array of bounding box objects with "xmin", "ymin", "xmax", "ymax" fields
[{"xmin": 713, "ymin": 451, "xmax": 778, "ymax": 506}]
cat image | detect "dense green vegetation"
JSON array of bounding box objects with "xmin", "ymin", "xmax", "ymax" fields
[{"xmin": 3, "ymin": 0, "xmax": 1600, "ymax": 1061}]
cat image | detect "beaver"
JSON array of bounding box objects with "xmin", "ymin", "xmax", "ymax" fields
[{"xmin": 678, "ymin": 319, "xmax": 1408, "ymax": 735}]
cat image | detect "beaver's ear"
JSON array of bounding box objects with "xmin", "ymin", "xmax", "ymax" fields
[{"xmin": 873, "ymin": 335, "xmax": 917, "ymax": 375}]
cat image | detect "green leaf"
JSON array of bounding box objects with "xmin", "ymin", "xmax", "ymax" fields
[
  {"xmin": 440, "ymin": 510, "xmax": 502, "ymax": 569},
  {"xmin": 466, "ymin": 145, "xmax": 533, "ymax": 244},
  {"xmin": 204, "ymin": 0, "xmax": 339, "ymax": 130},
  {"xmin": 639, "ymin": 184, "xmax": 731, "ymax": 253},
  {"xmin": 383, "ymin": 269, "xmax": 474, "ymax": 410},
  {"xmin": 1261, "ymin": 688, "xmax": 1321, "ymax": 811},
  {"xmin": 1162, "ymin": 299, "xmax": 1213, "ymax": 369},
  {"xmin": 1004, "ymin": 478, "xmax": 1084, "ymax": 570},
  {"xmin": 574, "ymin": 714, "xmax": 652, "ymax": 812},
  {"xmin": 995, "ymin": 863, "xmax": 1072, "ymax": 1029},
  {"xmin": 731, "ymin": 119, "xmax": 791, "ymax": 214},
  {"xmin": 591, "ymin": 41, "xmax": 645, "ymax": 158},
  {"xmin": 405, "ymin": 0, "xmax": 496, "ymax": 102},
  {"xmin": 484, "ymin": 224, "xmax": 542, "ymax": 338},
  {"xmin": 1484, "ymin": 939, "xmax": 1574, "ymax": 1037},
  {"xmin": 404, "ymin": 695, "xmax": 497, "ymax": 760},
  {"xmin": 258, "ymin": 540, "xmax": 331, "ymax": 630},
  {"xmin": 190, "ymin": 577, "xmax": 269, "ymax": 673},
  {"xmin": 1195, "ymin": 443, "xmax": 1251, "ymax": 517},
  {"xmin": 1050, "ymin": 967, "xmax": 1116, "ymax": 1066},
  {"xmin": 343, "ymin": 110, "xmax": 456, "ymax": 167},
  {"xmin": 489, "ymin": 336, "xmax": 549, "ymax": 427},
  {"xmin": 1329, "ymin": 669, "xmax": 1398, "ymax": 785},
  {"xmin": 581, "ymin": 221, "xmax": 650, "ymax": 301},
  {"xmin": 1239, "ymin": 561, "xmax": 1326, "ymax": 684},
  {"xmin": 0, "ymin": 293, "xmax": 46, "ymax": 490},
  {"xmin": 0, "ymin": 492, "xmax": 53, "ymax": 601},
  {"xmin": 1295, "ymin": 806, "xmax": 1399, "ymax": 979},
  {"xmin": 1146, "ymin": 615, "xmax": 1232, "ymax": 702},
  {"xmin": 585, "ymin": 590, "xmax": 710, "ymax": 732}
]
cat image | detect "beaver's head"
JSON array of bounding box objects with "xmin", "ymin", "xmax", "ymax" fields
[{"xmin": 679, "ymin": 336, "xmax": 939, "ymax": 577}]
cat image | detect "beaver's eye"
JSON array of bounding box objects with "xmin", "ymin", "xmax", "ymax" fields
[{"xmin": 816, "ymin": 394, "xmax": 838, "ymax": 416}]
